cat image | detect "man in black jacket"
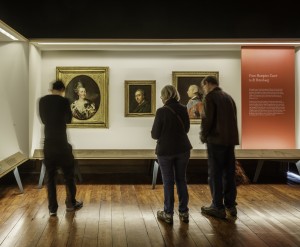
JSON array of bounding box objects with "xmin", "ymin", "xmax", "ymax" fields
[
  {"xmin": 39, "ymin": 80, "xmax": 83, "ymax": 216},
  {"xmin": 200, "ymin": 76, "xmax": 239, "ymax": 219}
]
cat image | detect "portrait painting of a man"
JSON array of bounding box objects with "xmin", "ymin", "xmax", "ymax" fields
[
  {"xmin": 172, "ymin": 71, "xmax": 219, "ymax": 124},
  {"xmin": 131, "ymin": 88, "xmax": 151, "ymax": 113},
  {"xmin": 125, "ymin": 80, "xmax": 156, "ymax": 117}
]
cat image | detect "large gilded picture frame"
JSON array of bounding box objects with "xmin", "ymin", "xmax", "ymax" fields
[
  {"xmin": 172, "ymin": 71, "xmax": 219, "ymax": 124},
  {"xmin": 125, "ymin": 80, "xmax": 156, "ymax": 117},
  {"xmin": 56, "ymin": 66, "xmax": 109, "ymax": 128}
]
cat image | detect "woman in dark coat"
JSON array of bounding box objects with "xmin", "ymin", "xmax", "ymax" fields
[{"xmin": 151, "ymin": 85, "xmax": 192, "ymax": 224}]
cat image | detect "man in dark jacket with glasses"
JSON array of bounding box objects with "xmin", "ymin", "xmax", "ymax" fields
[{"xmin": 200, "ymin": 76, "xmax": 239, "ymax": 219}]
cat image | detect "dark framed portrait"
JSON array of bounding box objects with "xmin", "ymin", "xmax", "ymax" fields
[
  {"xmin": 125, "ymin": 80, "xmax": 156, "ymax": 117},
  {"xmin": 172, "ymin": 71, "xmax": 219, "ymax": 124},
  {"xmin": 56, "ymin": 67, "xmax": 109, "ymax": 128}
]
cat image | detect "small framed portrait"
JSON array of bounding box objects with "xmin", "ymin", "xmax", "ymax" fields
[
  {"xmin": 172, "ymin": 71, "xmax": 219, "ymax": 124},
  {"xmin": 56, "ymin": 66, "xmax": 109, "ymax": 128},
  {"xmin": 125, "ymin": 80, "xmax": 156, "ymax": 117}
]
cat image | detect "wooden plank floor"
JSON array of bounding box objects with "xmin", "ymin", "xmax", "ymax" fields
[{"xmin": 1, "ymin": 177, "xmax": 300, "ymax": 246}]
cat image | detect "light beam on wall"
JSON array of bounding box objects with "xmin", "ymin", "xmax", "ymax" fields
[
  {"xmin": 31, "ymin": 40, "xmax": 300, "ymax": 51},
  {"xmin": 0, "ymin": 27, "xmax": 18, "ymax": 41}
]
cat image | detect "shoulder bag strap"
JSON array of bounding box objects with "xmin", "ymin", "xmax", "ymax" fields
[{"xmin": 164, "ymin": 105, "xmax": 185, "ymax": 131}]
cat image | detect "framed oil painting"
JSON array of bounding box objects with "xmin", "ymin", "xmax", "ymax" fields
[
  {"xmin": 172, "ymin": 71, "xmax": 219, "ymax": 124},
  {"xmin": 125, "ymin": 80, "xmax": 156, "ymax": 117},
  {"xmin": 56, "ymin": 66, "xmax": 109, "ymax": 128}
]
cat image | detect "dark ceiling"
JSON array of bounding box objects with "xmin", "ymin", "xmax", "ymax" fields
[{"xmin": 0, "ymin": 1, "xmax": 299, "ymax": 40}]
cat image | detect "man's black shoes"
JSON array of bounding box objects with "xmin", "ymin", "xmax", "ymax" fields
[
  {"xmin": 201, "ymin": 205, "xmax": 226, "ymax": 219},
  {"xmin": 66, "ymin": 200, "xmax": 83, "ymax": 212}
]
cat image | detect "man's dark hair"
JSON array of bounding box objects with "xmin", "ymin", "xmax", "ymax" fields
[
  {"xmin": 202, "ymin": 76, "xmax": 219, "ymax": 86},
  {"xmin": 52, "ymin": 80, "xmax": 66, "ymax": 90}
]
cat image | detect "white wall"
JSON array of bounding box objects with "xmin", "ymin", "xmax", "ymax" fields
[
  {"xmin": 29, "ymin": 50, "xmax": 241, "ymax": 155},
  {"xmin": 28, "ymin": 44, "xmax": 42, "ymax": 157},
  {"xmin": 0, "ymin": 42, "xmax": 29, "ymax": 159},
  {"xmin": 296, "ymin": 48, "xmax": 300, "ymax": 148},
  {"xmin": 1, "ymin": 45, "xmax": 298, "ymax": 158}
]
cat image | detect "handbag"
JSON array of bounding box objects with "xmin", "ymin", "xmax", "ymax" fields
[{"xmin": 235, "ymin": 160, "xmax": 250, "ymax": 185}]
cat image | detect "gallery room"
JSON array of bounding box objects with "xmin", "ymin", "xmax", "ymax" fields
[{"xmin": 1, "ymin": 2, "xmax": 300, "ymax": 246}]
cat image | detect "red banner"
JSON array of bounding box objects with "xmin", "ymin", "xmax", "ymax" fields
[{"xmin": 241, "ymin": 47, "xmax": 295, "ymax": 149}]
